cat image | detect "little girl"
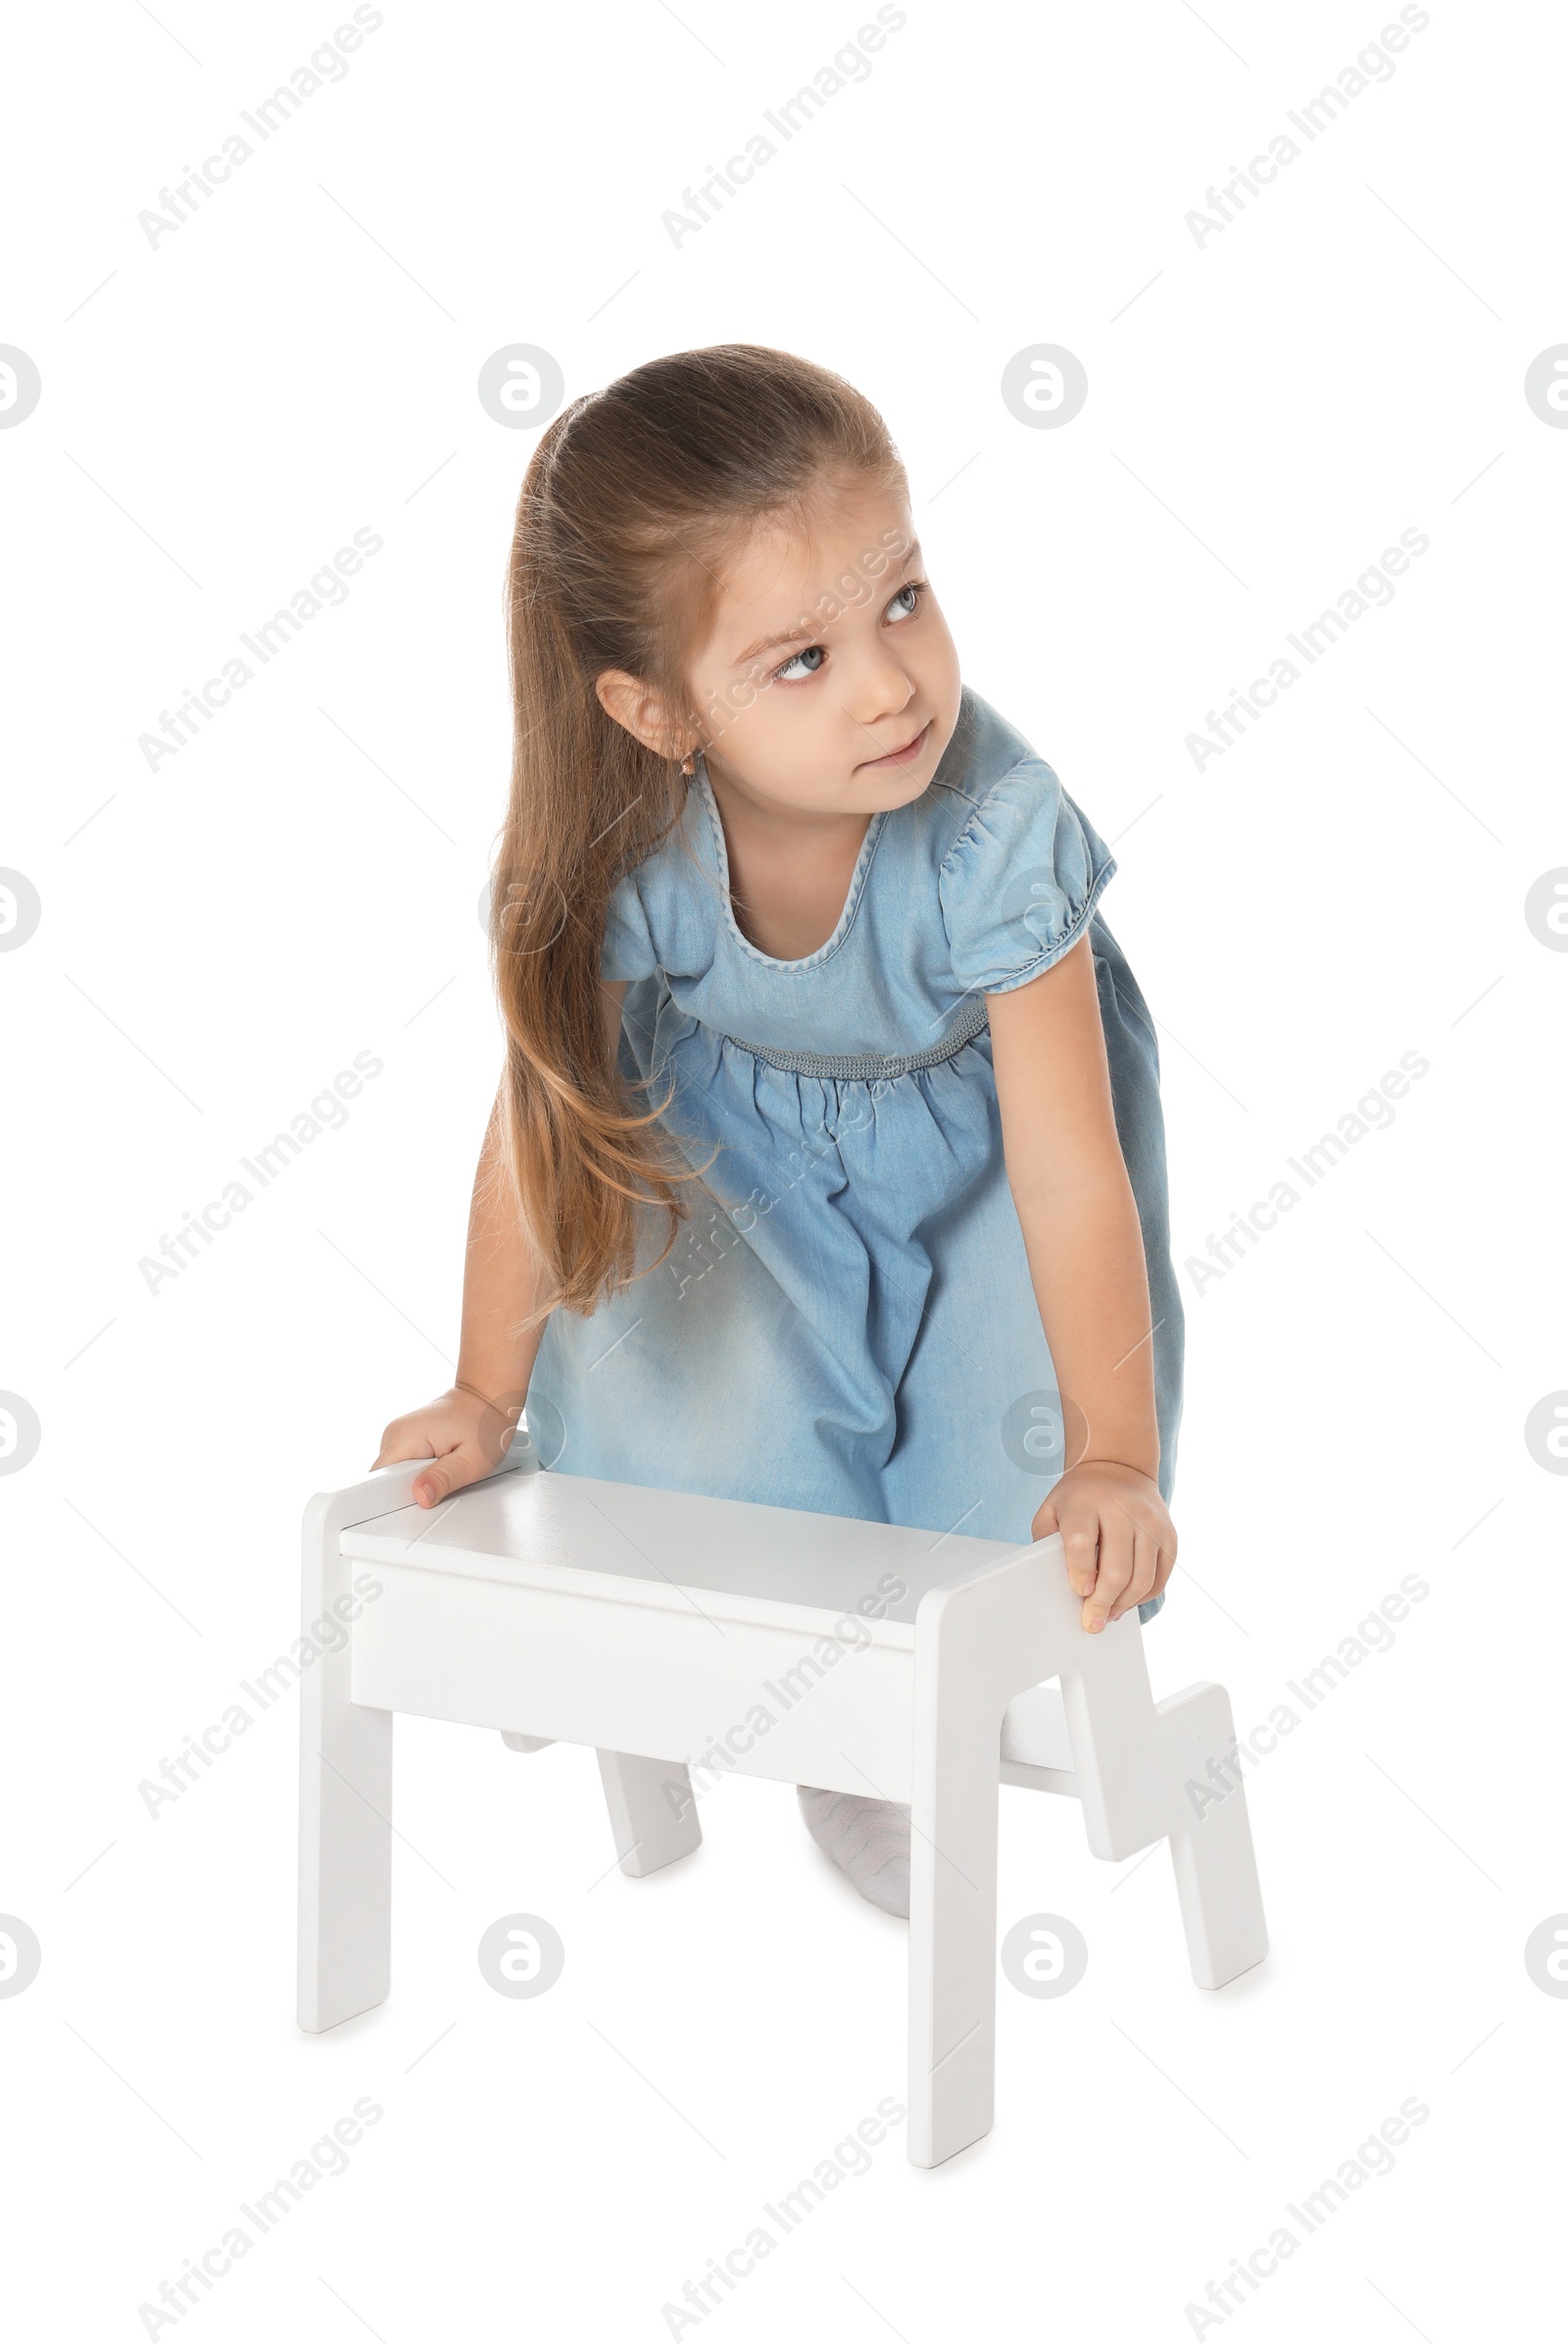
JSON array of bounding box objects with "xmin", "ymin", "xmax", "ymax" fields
[{"xmin": 375, "ymin": 344, "xmax": 1182, "ymax": 1919}]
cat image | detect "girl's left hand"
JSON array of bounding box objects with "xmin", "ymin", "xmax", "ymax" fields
[{"xmin": 1031, "ymin": 1461, "xmax": 1177, "ymax": 1634}]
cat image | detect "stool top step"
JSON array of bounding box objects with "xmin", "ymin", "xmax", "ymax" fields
[{"xmin": 338, "ymin": 1464, "xmax": 1016, "ymax": 1632}]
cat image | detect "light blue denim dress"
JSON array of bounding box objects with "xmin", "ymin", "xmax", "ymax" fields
[{"xmin": 525, "ymin": 686, "xmax": 1181, "ymax": 1623}]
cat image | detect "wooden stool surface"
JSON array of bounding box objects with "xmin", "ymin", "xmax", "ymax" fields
[{"xmin": 340, "ymin": 1465, "xmax": 1014, "ymax": 1635}]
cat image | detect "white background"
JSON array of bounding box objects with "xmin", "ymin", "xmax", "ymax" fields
[{"xmin": 3, "ymin": 0, "xmax": 1564, "ymax": 2335}]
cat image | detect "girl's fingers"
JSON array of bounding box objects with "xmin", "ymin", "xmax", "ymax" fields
[
  {"xmin": 1038, "ymin": 1472, "xmax": 1179, "ymax": 1627},
  {"xmin": 1085, "ymin": 1507, "xmax": 1136, "ymax": 1633},
  {"xmin": 1108, "ymin": 1528, "xmax": 1162, "ymax": 1621},
  {"xmin": 413, "ymin": 1441, "xmax": 491, "ymax": 1508},
  {"xmin": 373, "ymin": 1436, "xmax": 428, "ymax": 1472},
  {"xmin": 1057, "ymin": 1497, "xmax": 1101, "ymax": 1600}
]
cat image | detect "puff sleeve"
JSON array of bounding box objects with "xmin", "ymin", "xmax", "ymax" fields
[
  {"xmin": 599, "ymin": 868, "xmax": 659, "ymax": 983},
  {"xmin": 938, "ymin": 758, "xmax": 1116, "ymax": 995}
]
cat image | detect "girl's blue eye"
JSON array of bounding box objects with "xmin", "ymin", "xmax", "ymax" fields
[
  {"xmin": 775, "ymin": 644, "xmax": 826, "ymax": 682},
  {"xmin": 770, "ymin": 583, "xmax": 925, "ymax": 681}
]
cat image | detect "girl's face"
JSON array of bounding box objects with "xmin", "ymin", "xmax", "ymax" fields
[{"xmin": 680, "ymin": 472, "xmax": 962, "ymax": 819}]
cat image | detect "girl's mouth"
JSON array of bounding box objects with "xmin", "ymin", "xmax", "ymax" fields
[{"xmin": 858, "ymin": 719, "xmax": 930, "ymax": 769}]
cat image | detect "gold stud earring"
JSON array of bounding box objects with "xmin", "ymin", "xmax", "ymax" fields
[{"xmin": 680, "ymin": 751, "xmax": 696, "ymax": 776}]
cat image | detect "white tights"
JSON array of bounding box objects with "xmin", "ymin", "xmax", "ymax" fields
[{"xmin": 796, "ymin": 1785, "xmax": 910, "ymax": 1918}]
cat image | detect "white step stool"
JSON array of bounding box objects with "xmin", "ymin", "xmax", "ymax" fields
[{"xmin": 297, "ymin": 1430, "xmax": 1266, "ymax": 2168}]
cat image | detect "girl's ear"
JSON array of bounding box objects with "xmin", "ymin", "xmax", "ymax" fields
[{"xmin": 595, "ymin": 668, "xmax": 690, "ymax": 761}]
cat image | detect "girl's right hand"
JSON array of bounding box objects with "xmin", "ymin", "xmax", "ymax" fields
[{"xmin": 372, "ymin": 1382, "xmax": 524, "ymax": 1509}]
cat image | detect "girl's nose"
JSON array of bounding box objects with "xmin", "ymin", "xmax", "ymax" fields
[{"xmin": 846, "ymin": 650, "xmax": 916, "ymax": 728}]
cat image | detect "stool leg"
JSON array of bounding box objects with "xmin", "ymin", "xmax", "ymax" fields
[
  {"xmin": 907, "ymin": 1716, "xmax": 1001, "ymax": 2169},
  {"xmin": 297, "ymin": 1656, "xmax": 392, "ymax": 2031},
  {"xmin": 1168, "ymin": 1799, "xmax": 1268, "ymax": 1989},
  {"xmin": 296, "ymin": 1456, "xmax": 532, "ymax": 2035},
  {"xmin": 1161, "ymin": 1689, "xmax": 1268, "ymax": 1988},
  {"xmin": 297, "ymin": 1493, "xmax": 392, "ymax": 2033},
  {"xmin": 909, "ymin": 1575, "xmax": 1038, "ymax": 2168},
  {"xmin": 906, "ymin": 1546, "xmax": 1056, "ymax": 2167},
  {"xmin": 596, "ymin": 1751, "xmax": 703, "ymax": 1878}
]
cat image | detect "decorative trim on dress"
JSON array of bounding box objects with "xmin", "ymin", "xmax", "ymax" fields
[{"xmin": 721, "ymin": 991, "xmax": 990, "ymax": 1081}]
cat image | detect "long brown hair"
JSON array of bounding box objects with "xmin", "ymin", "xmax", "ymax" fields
[{"xmin": 490, "ymin": 344, "xmax": 902, "ymax": 1320}]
